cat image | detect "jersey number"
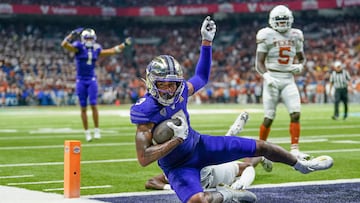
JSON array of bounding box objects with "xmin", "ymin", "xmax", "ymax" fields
[
  {"xmin": 278, "ymin": 47, "xmax": 291, "ymax": 64},
  {"xmin": 87, "ymin": 50, "xmax": 93, "ymax": 65}
]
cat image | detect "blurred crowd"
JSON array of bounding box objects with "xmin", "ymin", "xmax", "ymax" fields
[{"xmin": 0, "ymin": 14, "xmax": 359, "ymax": 107}]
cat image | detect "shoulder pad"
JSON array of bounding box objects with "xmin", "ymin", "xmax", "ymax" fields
[
  {"xmin": 93, "ymin": 43, "xmax": 102, "ymax": 50},
  {"xmin": 72, "ymin": 40, "xmax": 82, "ymax": 48},
  {"xmin": 290, "ymin": 28, "xmax": 304, "ymax": 41},
  {"xmin": 256, "ymin": 27, "xmax": 271, "ymax": 44}
]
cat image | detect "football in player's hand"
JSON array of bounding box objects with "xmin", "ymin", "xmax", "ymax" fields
[{"xmin": 152, "ymin": 118, "xmax": 181, "ymax": 144}]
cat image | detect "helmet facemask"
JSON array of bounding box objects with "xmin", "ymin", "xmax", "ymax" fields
[
  {"xmin": 81, "ymin": 28, "xmax": 97, "ymax": 47},
  {"xmin": 146, "ymin": 55, "xmax": 185, "ymax": 106},
  {"xmin": 269, "ymin": 5, "xmax": 294, "ymax": 33}
]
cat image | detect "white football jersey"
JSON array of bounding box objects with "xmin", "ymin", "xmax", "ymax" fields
[{"xmin": 256, "ymin": 27, "xmax": 304, "ymax": 72}]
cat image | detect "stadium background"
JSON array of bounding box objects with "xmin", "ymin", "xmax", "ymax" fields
[
  {"xmin": 0, "ymin": 0, "xmax": 359, "ymax": 107},
  {"xmin": 0, "ymin": 1, "xmax": 360, "ymax": 203}
]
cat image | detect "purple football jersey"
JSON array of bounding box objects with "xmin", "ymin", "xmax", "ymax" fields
[
  {"xmin": 72, "ymin": 41, "xmax": 102, "ymax": 79},
  {"xmin": 72, "ymin": 41, "xmax": 102, "ymax": 107},
  {"xmin": 130, "ymin": 82, "xmax": 201, "ymax": 168}
]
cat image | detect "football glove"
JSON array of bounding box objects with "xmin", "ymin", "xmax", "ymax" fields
[
  {"xmin": 263, "ymin": 72, "xmax": 279, "ymax": 88},
  {"xmin": 201, "ymin": 16, "xmax": 216, "ymax": 42},
  {"xmin": 290, "ymin": 64, "xmax": 304, "ymax": 74},
  {"xmin": 124, "ymin": 37, "xmax": 133, "ymax": 47},
  {"xmin": 167, "ymin": 116, "xmax": 188, "ymax": 141},
  {"xmin": 71, "ymin": 27, "xmax": 84, "ymax": 36}
]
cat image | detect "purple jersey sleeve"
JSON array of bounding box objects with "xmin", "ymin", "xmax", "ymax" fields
[
  {"xmin": 130, "ymin": 93, "xmax": 161, "ymax": 124},
  {"xmin": 187, "ymin": 45, "xmax": 212, "ymax": 92}
]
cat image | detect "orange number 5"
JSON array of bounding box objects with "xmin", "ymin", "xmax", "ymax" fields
[{"xmin": 278, "ymin": 47, "xmax": 290, "ymax": 64}]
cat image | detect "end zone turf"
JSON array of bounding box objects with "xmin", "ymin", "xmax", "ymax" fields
[{"xmin": 87, "ymin": 179, "xmax": 360, "ymax": 203}]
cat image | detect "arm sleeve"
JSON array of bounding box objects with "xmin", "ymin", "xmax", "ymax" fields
[
  {"xmin": 187, "ymin": 45, "xmax": 212, "ymax": 92},
  {"xmin": 295, "ymin": 29, "xmax": 304, "ymax": 52}
]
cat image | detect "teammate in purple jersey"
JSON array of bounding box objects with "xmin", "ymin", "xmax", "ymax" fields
[
  {"xmin": 130, "ymin": 16, "xmax": 333, "ymax": 203},
  {"xmin": 62, "ymin": 28, "xmax": 132, "ymax": 142}
]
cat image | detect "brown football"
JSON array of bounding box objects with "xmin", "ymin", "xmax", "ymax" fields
[{"xmin": 152, "ymin": 118, "xmax": 181, "ymax": 144}]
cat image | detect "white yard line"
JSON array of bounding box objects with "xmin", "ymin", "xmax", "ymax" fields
[
  {"xmin": 43, "ymin": 185, "xmax": 112, "ymax": 192},
  {"xmin": 0, "ymin": 124, "xmax": 359, "ymax": 138},
  {"xmin": 0, "ymin": 143, "xmax": 133, "ymax": 150},
  {"xmin": 0, "ymin": 174, "xmax": 34, "ymax": 179},
  {"xmin": 304, "ymin": 148, "xmax": 360, "ymax": 153},
  {"xmin": 7, "ymin": 180, "xmax": 63, "ymax": 186},
  {"xmin": 0, "ymin": 158, "xmax": 138, "ymax": 168},
  {"xmin": 1, "ymin": 147, "xmax": 360, "ymax": 168},
  {"xmin": 238, "ymin": 125, "xmax": 360, "ymax": 132},
  {"xmin": 0, "ymin": 108, "xmax": 259, "ymax": 116},
  {"xmin": 0, "ymin": 134, "xmax": 130, "ymax": 140},
  {"xmin": 332, "ymin": 140, "xmax": 360, "ymax": 144},
  {"xmin": 1, "ymin": 133, "xmax": 359, "ymax": 150}
]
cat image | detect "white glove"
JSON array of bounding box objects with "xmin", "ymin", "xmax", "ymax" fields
[
  {"xmin": 167, "ymin": 116, "xmax": 188, "ymax": 141},
  {"xmin": 263, "ymin": 72, "xmax": 279, "ymax": 88},
  {"xmin": 124, "ymin": 37, "xmax": 132, "ymax": 47},
  {"xmin": 290, "ymin": 64, "xmax": 304, "ymax": 74},
  {"xmin": 201, "ymin": 16, "xmax": 216, "ymax": 42}
]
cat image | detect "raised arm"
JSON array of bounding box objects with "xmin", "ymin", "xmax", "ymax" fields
[
  {"xmin": 100, "ymin": 37, "xmax": 132, "ymax": 57},
  {"xmin": 61, "ymin": 27, "xmax": 83, "ymax": 52},
  {"xmin": 187, "ymin": 16, "xmax": 216, "ymax": 96}
]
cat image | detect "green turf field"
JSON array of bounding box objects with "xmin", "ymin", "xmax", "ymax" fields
[{"xmin": 0, "ymin": 103, "xmax": 359, "ymax": 195}]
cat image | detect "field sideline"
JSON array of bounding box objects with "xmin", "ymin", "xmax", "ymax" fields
[{"xmin": 0, "ymin": 103, "xmax": 359, "ymax": 202}]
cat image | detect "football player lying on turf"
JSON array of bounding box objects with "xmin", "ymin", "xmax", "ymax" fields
[
  {"xmin": 146, "ymin": 161, "xmax": 257, "ymax": 191},
  {"xmin": 146, "ymin": 112, "xmax": 259, "ymax": 191},
  {"xmin": 130, "ymin": 16, "xmax": 333, "ymax": 203}
]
